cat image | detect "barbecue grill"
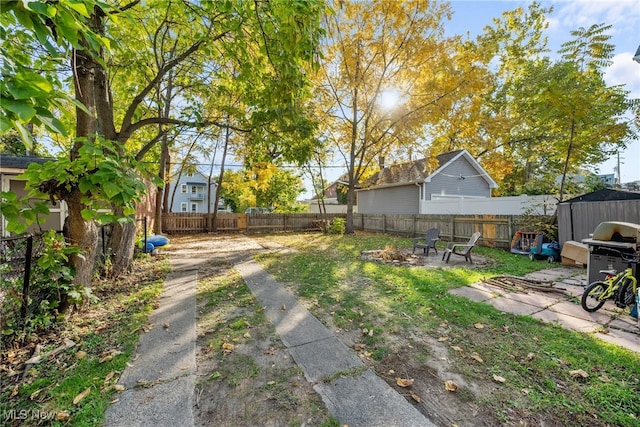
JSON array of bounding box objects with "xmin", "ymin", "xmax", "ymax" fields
[{"xmin": 582, "ymin": 221, "xmax": 640, "ymax": 285}]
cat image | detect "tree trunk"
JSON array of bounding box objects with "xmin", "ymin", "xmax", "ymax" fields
[
  {"xmin": 213, "ymin": 126, "xmax": 230, "ymax": 231},
  {"xmin": 65, "ymin": 189, "xmax": 99, "ymax": 288},
  {"xmin": 108, "ymin": 209, "xmax": 137, "ymax": 278},
  {"xmin": 154, "ymin": 138, "xmax": 169, "ymax": 233}
]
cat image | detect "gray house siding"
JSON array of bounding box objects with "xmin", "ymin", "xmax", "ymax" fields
[
  {"xmin": 425, "ymin": 157, "xmax": 490, "ymax": 200},
  {"xmin": 358, "ymin": 185, "xmax": 419, "ymax": 214}
]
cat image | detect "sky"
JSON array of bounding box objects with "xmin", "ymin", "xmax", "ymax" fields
[
  {"xmin": 445, "ymin": 0, "xmax": 640, "ymax": 184},
  {"xmin": 305, "ymin": 0, "xmax": 640, "ymax": 198}
]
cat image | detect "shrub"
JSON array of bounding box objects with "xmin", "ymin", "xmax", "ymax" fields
[{"xmin": 327, "ymin": 217, "xmax": 345, "ymax": 235}]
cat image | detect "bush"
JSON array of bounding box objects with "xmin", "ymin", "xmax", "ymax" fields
[{"xmin": 327, "ymin": 217, "xmax": 345, "ymax": 235}]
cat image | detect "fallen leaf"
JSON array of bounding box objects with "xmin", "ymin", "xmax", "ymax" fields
[
  {"xmin": 599, "ymin": 375, "xmax": 611, "ymax": 383},
  {"xmin": 493, "ymin": 374, "xmax": 506, "ymax": 383},
  {"xmin": 396, "ymin": 377, "xmax": 414, "ymax": 387},
  {"xmin": 409, "ymin": 390, "xmax": 421, "ymax": 402},
  {"xmin": 73, "ymin": 387, "xmax": 91, "ymax": 405},
  {"xmin": 243, "ymin": 332, "xmax": 251, "ymax": 338},
  {"xmin": 569, "ymin": 369, "xmax": 589, "ymax": 379},
  {"xmin": 280, "ymin": 304, "xmax": 286, "ymax": 311},
  {"xmin": 387, "ymin": 369, "xmax": 395, "ymax": 375},
  {"xmin": 521, "ymin": 388, "xmax": 530, "ymax": 395},
  {"xmin": 222, "ymin": 342, "xmax": 234, "ymax": 354},
  {"xmin": 444, "ymin": 380, "xmax": 458, "ymax": 392},
  {"xmin": 104, "ymin": 371, "xmax": 115, "ymax": 382},
  {"xmin": 474, "ymin": 323, "xmax": 484, "ymax": 329},
  {"xmin": 354, "ymin": 343, "xmax": 366, "ymax": 351},
  {"xmin": 267, "ymin": 381, "xmax": 276, "ymax": 386},
  {"xmin": 10, "ymin": 385, "xmax": 18, "ymax": 398},
  {"xmin": 470, "ymin": 353, "xmax": 484, "ymax": 363},
  {"xmin": 55, "ymin": 411, "xmax": 70, "ymax": 421},
  {"xmin": 30, "ymin": 389, "xmax": 41, "ymax": 400},
  {"xmin": 76, "ymin": 350, "xmax": 87, "ymax": 360},
  {"xmin": 438, "ymin": 336, "xmax": 449, "ymax": 342},
  {"xmin": 526, "ymin": 352, "xmax": 535, "ymax": 361},
  {"xmin": 113, "ymin": 384, "xmax": 125, "ymax": 392},
  {"xmin": 451, "ymin": 346, "xmax": 463, "ymax": 353}
]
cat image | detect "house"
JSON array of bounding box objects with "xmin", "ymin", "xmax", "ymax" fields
[
  {"xmin": 0, "ymin": 154, "xmax": 66, "ymax": 236},
  {"xmin": 166, "ymin": 170, "xmax": 217, "ymax": 213},
  {"xmin": 307, "ymin": 177, "xmax": 355, "ymax": 214},
  {"xmin": 357, "ymin": 149, "xmax": 498, "ymax": 214}
]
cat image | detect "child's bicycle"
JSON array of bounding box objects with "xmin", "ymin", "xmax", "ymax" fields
[{"xmin": 581, "ymin": 250, "xmax": 639, "ymax": 313}]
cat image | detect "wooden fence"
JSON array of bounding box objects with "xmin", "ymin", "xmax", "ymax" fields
[
  {"xmin": 162, "ymin": 212, "xmax": 545, "ymax": 249},
  {"xmin": 162, "ymin": 213, "xmax": 344, "ymax": 234}
]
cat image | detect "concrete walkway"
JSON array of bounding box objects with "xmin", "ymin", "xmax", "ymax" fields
[
  {"xmin": 450, "ymin": 267, "xmax": 640, "ymax": 353},
  {"xmin": 104, "ymin": 259, "xmax": 200, "ymax": 427},
  {"xmin": 236, "ymin": 260, "xmax": 435, "ymax": 427}
]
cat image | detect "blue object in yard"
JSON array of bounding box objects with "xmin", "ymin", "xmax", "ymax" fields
[
  {"xmin": 529, "ymin": 240, "xmax": 560, "ymax": 263},
  {"xmin": 141, "ymin": 234, "xmax": 169, "ymax": 253},
  {"xmin": 146, "ymin": 234, "xmax": 169, "ymax": 247}
]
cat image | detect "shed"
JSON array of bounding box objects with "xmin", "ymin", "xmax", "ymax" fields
[
  {"xmin": 0, "ymin": 154, "xmax": 66, "ymax": 236},
  {"xmin": 557, "ymin": 189, "xmax": 640, "ymax": 245}
]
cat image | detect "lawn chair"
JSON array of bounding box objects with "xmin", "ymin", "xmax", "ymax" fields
[
  {"xmin": 413, "ymin": 228, "xmax": 440, "ymax": 255},
  {"xmin": 442, "ymin": 231, "xmax": 481, "ymax": 264}
]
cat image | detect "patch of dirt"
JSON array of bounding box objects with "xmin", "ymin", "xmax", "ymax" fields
[{"xmin": 361, "ymin": 246, "xmax": 493, "ymax": 268}]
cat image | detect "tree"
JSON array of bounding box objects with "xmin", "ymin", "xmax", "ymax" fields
[
  {"xmin": 315, "ymin": 0, "xmax": 461, "ymax": 233},
  {"xmin": 222, "ymin": 164, "xmax": 305, "ymax": 213},
  {"xmin": 2, "ymin": 0, "xmax": 325, "ymax": 285}
]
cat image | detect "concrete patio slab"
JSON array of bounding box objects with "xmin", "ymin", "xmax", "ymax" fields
[
  {"xmin": 554, "ymin": 283, "xmax": 584, "ymax": 298},
  {"xmin": 485, "ymin": 297, "xmax": 542, "ymax": 316},
  {"xmin": 500, "ymin": 291, "xmax": 562, "ymax": 309},
  {"xmin": 468, "ymin": 281, "xmax": 505, "ymax": 296},
  {"xmin": 531, "ymin": 310, "xmax": 600, "ymax": 333},
  {"xmin": 593, "ymin": 328, "xmax": 640, "ymax": 353},
  {"xmin": 608, "ymin": 316, "xmax": 640, "ymax": 334},
  {"xmin": 547, "ymin": 301, "xmax": 611, "ymax": 324},
  {"xmin": 449, "ymin": 286, "xmax": 495, "ymax": 302}
]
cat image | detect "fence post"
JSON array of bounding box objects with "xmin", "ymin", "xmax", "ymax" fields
[
  {"xmin": 143, "ymin": 216, "xmax": 148, "ymax": 253},
  {"xmin": 20, "ymin": 235, "xmax": 33, "ymax": 320},
  {"xmin": 449, "ymin": 216, "xmax": 455, "ymax": 241}
]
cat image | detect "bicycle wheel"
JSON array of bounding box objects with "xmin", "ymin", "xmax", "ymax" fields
[
  {"xmin": 617, "ymin": 278, "xmax": 636, "ymax": 308},
  {"xmin": 581, "ymin": 281, "xmax": 608, "ymax": 312}
]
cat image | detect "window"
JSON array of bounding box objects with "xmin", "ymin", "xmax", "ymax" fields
[
  {"xmin": 191, "ymin": 203, "xmax": 197, "ymax": 212},
  {"xmin": 181, "ymin": 184, "xmax": 187, "ymax": 193},
  {"xmin": 191, "ymin": 186, "xmax": 197, "ymax": 194},
  {"xmin": 180, "ymin": 202, "xmax": 187, "ymax": 212}
]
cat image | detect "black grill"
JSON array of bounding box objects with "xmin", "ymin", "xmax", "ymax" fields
[{"xmin": 582, "ymin": 221, "xmax": 640, "ymax": 284}]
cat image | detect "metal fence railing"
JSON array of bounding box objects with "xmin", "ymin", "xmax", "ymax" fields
[{"xmin": 0, "ymin": 234, "xmax": 45, "ymax": 323}]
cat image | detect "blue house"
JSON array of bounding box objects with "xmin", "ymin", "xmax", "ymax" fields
[{"xmin": 167, "ymin": 171, "xmax": 217, "ymax": 213}]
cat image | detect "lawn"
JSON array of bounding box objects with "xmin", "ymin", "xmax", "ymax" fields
[{"xmin": 254, "ymin": 232, "xmax": 640, "ymax": 426}]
